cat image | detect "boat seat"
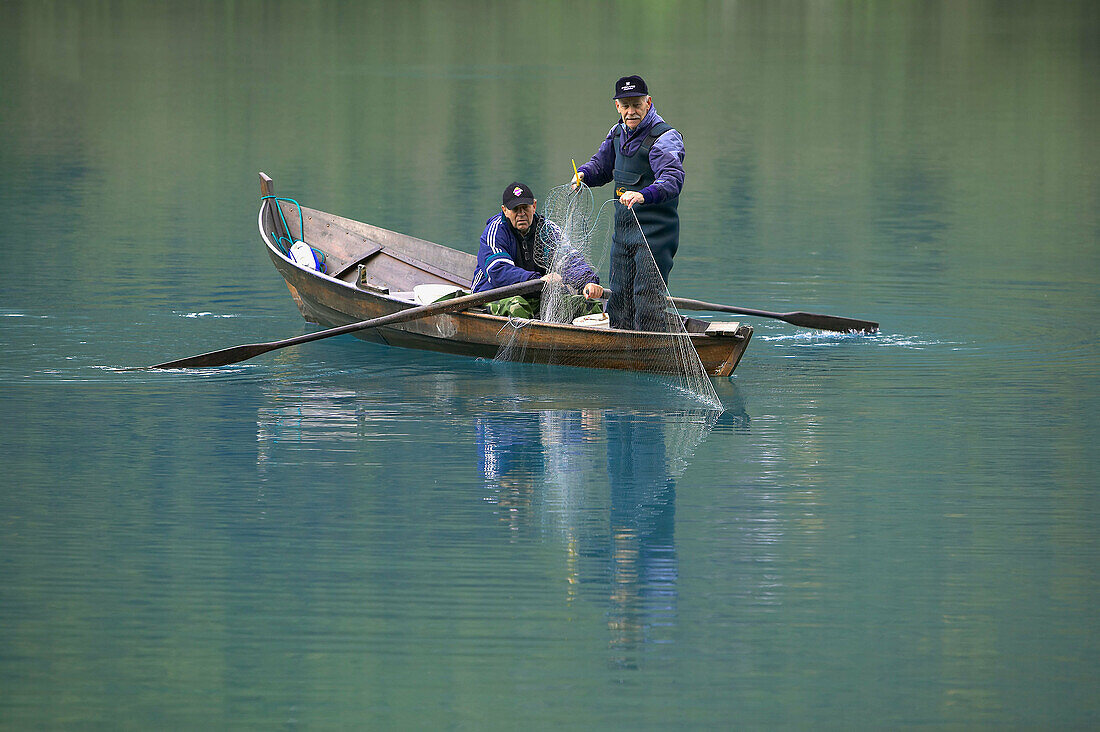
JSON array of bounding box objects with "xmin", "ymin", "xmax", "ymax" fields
[
  {"xmin": 704, "ymin": 321, "xmax": 743, "ymax": 337},
  {"xmin": 683, "ymin": 316, "xmax": 711, "ymax": 333}
]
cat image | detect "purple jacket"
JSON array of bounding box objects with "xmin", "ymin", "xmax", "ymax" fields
[{"xmin": 576, "ymin": 105, "xmax": 685, "ymax": 204}]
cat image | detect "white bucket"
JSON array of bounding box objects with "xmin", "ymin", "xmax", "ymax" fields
[{"xmin": 572, "ymin": 312, "xmax": 610, "ymax": 328}]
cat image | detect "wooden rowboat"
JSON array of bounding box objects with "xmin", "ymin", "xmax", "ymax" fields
[{"xmin": 258, "ymin": 174, "xmax": 752, "ymax": 376}]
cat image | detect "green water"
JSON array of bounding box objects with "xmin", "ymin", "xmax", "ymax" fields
[{"xmin": 2, "ymin": 1, "xmax": 1097, "ymax": 727}]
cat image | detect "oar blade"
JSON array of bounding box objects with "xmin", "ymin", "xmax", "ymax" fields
[
  {"xmin": 782, "ymin": 311, "xmax": 879, "ymax": 334},
  {"xmin": 151, "ymin": 342, "xmax": 273, "ymax": 369}
]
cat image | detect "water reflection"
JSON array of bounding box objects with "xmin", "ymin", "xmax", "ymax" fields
[
  {"xmin": 254, "ymin": 359, "xmax": 751, "ymax": 669},
  {"xmin": 604, "ymin": 412, "xmax": 681, "ymax": 668},
  {"xmin": 476, "ymin": 412, "xmax": 546, "ymax": 536},
  {"xmin": 477, "ymin": 404, "xmax": 743, "ymax": 669}
]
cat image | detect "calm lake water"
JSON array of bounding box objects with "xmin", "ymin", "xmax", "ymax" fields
[{"xmin": 2, "ymin": 1, "xmax": 1098, "ymax": 728}]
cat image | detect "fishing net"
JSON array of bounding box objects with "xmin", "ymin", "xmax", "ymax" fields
[{"xmin": 494, "ymin": 184, "xmax": 720, "ymax": 409}]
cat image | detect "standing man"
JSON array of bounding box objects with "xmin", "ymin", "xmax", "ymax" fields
[
  {"xmin": 572, "ymin": 75, "xmax": 685, "ymax": 330},
  {"xmin": 472, "ymin": 181, "xmax": 602, "ymax": 319}
]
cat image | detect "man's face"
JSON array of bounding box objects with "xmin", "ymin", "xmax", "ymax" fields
[
  {"xmin": 502, "ymin": 202, "xmax": 536, "ymax": 233},
  {"xmin": 614, "ymin": 96, "xmax": 651, "ymax": 130}
]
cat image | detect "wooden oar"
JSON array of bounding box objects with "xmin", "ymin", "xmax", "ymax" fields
[
  {"xmin": 151, "ymin": 279, "xmax": 543, "ymax": 369},
  {"xmin": 670, "ymin": 297, "xmax": 878, "ymax": 333}
]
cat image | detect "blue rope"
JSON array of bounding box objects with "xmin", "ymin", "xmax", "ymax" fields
[
  {"xmin": 262, "ymin": 195, "xmax": 304, "ymax": 255},
  {"xmin": 261, "ymin": 195, "xmax": 328, "ymax": 272}
]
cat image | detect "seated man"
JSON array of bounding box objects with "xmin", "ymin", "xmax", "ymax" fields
[{"xmin": 472, "ymin": 181, "xmax": 603, "ymax": 320}]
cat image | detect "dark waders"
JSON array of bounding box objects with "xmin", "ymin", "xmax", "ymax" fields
[{"xmin": 607, "ymin": 121, "xmax": 680, "ymax": 331}]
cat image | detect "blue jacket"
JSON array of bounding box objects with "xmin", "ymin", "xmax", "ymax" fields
[
  {"xmin": 476, "ymin": 414, "xmax": 543, "ymax": 484},
  {"xmin": 576, "ymin": 105, "xmax": 685, "ymax": 204},
  {"xmin": 472, "ymin": 212, "xmax": 599, "ymax": 293}
]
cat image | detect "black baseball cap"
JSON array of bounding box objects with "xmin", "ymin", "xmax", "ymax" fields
[
  {"xmin": 503, "ymin": 181, "xmax": 535, "ymax": 208},
  {"xmin": 613, "ymin": 75, "xmax": 648, "ymax": 99}
]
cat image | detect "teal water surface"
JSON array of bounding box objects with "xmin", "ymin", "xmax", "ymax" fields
[{"xmin": 2, "ymin": 1, "xmax": 1098, "ymax": 728}]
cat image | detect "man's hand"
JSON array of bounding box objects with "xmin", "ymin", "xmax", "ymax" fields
[
  {"xmin": 619, "ymin": 190, "xmax": 644, "ymax": 208},
  {"xmin": 583, "ymin": 283, "xmax": 604, "ymax": 300},
  {"xmin": 570, "ymin": 171, "xmax": 585, "ymax": 190},
  {"xmin": 541, "ymin": 272, "xmax": 563, "ymax": 285}
]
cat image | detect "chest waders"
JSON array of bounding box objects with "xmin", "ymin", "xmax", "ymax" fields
[{"xmin": 609, "ymin": 121, "xmax": 680, "ymax": 331}]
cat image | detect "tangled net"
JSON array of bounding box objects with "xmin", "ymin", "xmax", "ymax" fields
[{"xmin": 495, "ymin": 183, "xmax": 720, "ymax": 410}]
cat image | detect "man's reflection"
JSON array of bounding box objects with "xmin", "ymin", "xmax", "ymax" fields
[
  {"xmin": 476, "ymin": 412, "xmax": 546, "ymax": 534},
  {"xmin": 605, "ymin": 412, "xmax": 680, "ymax": 668},
  {"xmin": 475, "ymin": 406, "xmax": 729, "ymax": 669}
]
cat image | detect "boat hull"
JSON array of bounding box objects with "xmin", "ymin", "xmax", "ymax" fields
[{"xmin": 260, "ymin": 197, "xmax": 752, "ymax": 377}]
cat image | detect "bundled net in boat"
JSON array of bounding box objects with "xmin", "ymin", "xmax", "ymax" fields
[{"xmin": 494, "ymin": 184, "xmax": 720, "ymax": 409}]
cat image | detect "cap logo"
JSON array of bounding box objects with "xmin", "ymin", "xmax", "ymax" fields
[
  {"xmin": 513, "ymin": 186, "xmax": 523, "ymax": 197},
  {"xmin": 622, "ymin": 83, "xmax": 635, "ymax": 91}
]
